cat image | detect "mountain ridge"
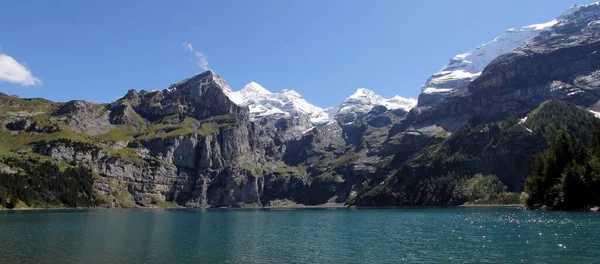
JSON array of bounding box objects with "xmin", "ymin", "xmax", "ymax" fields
[
  {"xmin": 220, "ymin": 81, "xmax": 417, "ymax": 125},
  {"xmin": 1, "ymin": 2, "xmax": 600, "ymax": 209}
]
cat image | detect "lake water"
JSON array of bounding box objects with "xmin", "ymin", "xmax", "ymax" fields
[{"xmin": 0, "ymin": 207, "xmax": 598, "ymax": 264}]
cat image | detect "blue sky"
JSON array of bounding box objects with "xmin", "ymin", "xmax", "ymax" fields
[{"xmin": 0, "ymin": 0, "xmax": 593, "ymax": 107}]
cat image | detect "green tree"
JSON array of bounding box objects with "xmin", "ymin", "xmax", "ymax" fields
[{"xmin": 525, "ymin": 126, "xmax": 600, "ymax": 210}]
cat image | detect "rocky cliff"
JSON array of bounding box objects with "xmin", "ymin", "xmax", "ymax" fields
[
  {"xmin": 352, "ymin": 2, "xmax": 600, "ymax": 206},
  {"xmin": 1, "ymin": 3, "xmax": 600, "ymax": 208}
]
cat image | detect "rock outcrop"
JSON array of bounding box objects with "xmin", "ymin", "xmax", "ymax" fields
[{"xmin": 1, "ymin": 3, "xmax": 599, "ymax": 208}]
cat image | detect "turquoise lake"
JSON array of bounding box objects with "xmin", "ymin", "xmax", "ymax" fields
[{"xmin": 0, "ymin": 207, "xmax": 598, "ymax": 263}]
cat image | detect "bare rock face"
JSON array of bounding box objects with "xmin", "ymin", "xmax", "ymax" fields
[
  {"xmin": 109, "ymin": 102, "xmax": 143, "ymax": 126},
  {"xmin": 5, "ymin": 119, "xmax": 60, "ymax": 133},
  {"xmin": 138, "ymin": 136, "xmax": 199, "ymax": 169},
  {"xmin": 122, "ymin": 89, "xmax": 140, "ymax": 105},
  {"xmin": 35, "ymin": 141, "xmax": 106, "ymax": 165},
  {"xmin": 132, "ymin": 71, "xmax": 249, "ymax": 122},
  {"xmin": 6, "ymin": 71, "xmax": 266, "ymax": 208},
  {"xmin": 349, "ymin": 3, "xmax": 600, "ymax": 206},
  {"xmin": 53, "ymin": 100, "xmax": 114, "ymax": 135},
  {"xmin": 95, "ymin": 71, "xmax": 266, "ymax": 208},
  {"xmin": 399, "ymin": 4, "xmax": 600, "ymax": 136},
  {"xmin": 96, "ymin": 157, "xmax": 183, "ymax": 207},
  {"xmin": 54, "ymin": 100, "xmax": 89, "ymax": 116},
  {"xmin": 5, "ymin": 119, "xmax": 31, "ymax": 131},
  {"xmin": 6, "ymin": 4, "xmax": 600, "ymax": 209}
]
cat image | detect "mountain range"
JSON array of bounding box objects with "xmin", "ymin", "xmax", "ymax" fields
[{"xmin": 1, "ymin": 2, "xmax": 600, "ymax": 208}]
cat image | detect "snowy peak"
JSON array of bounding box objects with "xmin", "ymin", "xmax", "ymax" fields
[
  {"xmin": 442, "ymin": 25, "xmax": 551, "ymax": 74},
  {"xmin": 441, "ymin": 22, "xmax": 556, "ymax": 75},
  {"xmin": 385, "ymin": 96, "xmax": 418, "ymax": 112},
  {"xmin": 330, "ymin": 88, "xmax": 417, "ymax": 117},
  {"xmin": 164, "ymin": 70, "xmax": 247, "ymax": 105},
  {"xmin": 347, "ymin": 88, "xmax": 416, "ymax": 111},
  {"xmin": 418, "ymin": 2, "xmax": 600, "ymax": 108},
  {"xmin": 558, "ymin": 1, "xmax": 600, "ymax": 22},
  {"xmin": 281, "ymin": 89, "xmax": 304, "ymax": 98},
  {"xmin": 234, "ymin": 82, "xmax": 272, "ymax": 106},
  {"xmin": 346, "ymin": 88, "xmax": 385, "ymax": 105},
  {"xmin": 240, "ymin": 82, "xmax": 272, "ymax": 96},
  {"xmin": 230, "ymin": 81, "xmax": 416, "ymax": 125},
  {"xmin": 349, "ymin": 88, "xmax": 381, "ymax": 100},
  {"xmin": 232, "ymin": 82, "xmax": 329, "ymax": 124},
  {"xmin": 441, "ymin": 1, "xmax": 600, "ymax": 78},
  {"xmin": 520, "ymin": 20, "xmax": 559, "ymax": 31},
  {"xmin": 418, "ymin": 14, "xmax": 560, "ymax": 107}
]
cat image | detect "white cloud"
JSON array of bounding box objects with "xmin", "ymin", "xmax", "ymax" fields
[
  {"xmin": 0, "ymin": 54, "xmax": 42, "ymax": 86},
  {"xmin": 183, "ymin": 42, "xmax": 210, "ymax": 71}
]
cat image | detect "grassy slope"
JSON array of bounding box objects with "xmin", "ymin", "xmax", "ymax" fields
[{"xmin": 0, "ymin": 95, "xmax": 249, "ymax": 207}]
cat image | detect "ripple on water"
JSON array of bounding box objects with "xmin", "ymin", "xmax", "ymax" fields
[{"xmin": 0, "ymin": 208, "xmax": 598, "ymax": 263}]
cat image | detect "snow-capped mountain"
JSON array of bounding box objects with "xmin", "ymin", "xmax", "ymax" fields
[
  {"xmin": 418, "ymin": 18, "xmax": 558, "ymax": 107},
  {"xmin": 326, "ymin": 88, "xmax": 417, "ymax": 119},
  {"xmin": 384, "ymin": 95, "xmax": 419, "ymax": 112},
  {"xmin": 228, "ymin": 82, "xmax": 417, "ymax": 126},
  {"xmin": 557, "ymin": 1, "xmax": 600, "ymax": 25},
  {"xmin": 231, "ymin": 82, "xmax": 330, "ymax": 124}
]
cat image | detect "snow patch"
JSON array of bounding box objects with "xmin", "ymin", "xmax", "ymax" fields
[
  {"xmin": 523, "ymin": 20, "xmax": 558, "ymax": 30},
  {"xmin": 222, "ymin": 89, "xmax": 244, "ymax": 105},
  {"xmin": 419, "ymin": 15, "xmax": 559, "ymax": 105},
  {"xmin": 232, "ymin": 82, "xmax": 329, "ymax": 124},
  {"xmin": 519, "ymin": 116, "xmax": 528, "ymax": 124},
  {"xmin": 221, "ymin": 81, "xmax": 417, "ymax": 125},
  {"xmin": 423, "ymin": 87, "xmax": 455, "ymax": 94},
  {"xmin": 240, "ymin": 82, "xmax": 272, "ymax": 96},
  {"xmin": 302, "ymin": 126, "xmax": 315, "ymax": 134},
  {"xmin": 589, "ymin": 109, "xmax": 600, "ymax": 119},
  {"xmin": 384, "ymin": 96, "xmax": 418, "ymax": 112},
  {"xmin": 428, "ymin": 70, "xmax": 482, "ymax": 84},
  {"xmin": 329, "ymin": 88, "xmax": 417, "ymax": 117},
  {"xmin": 518, "ymin": 116, "xmax": 533, "ymax": 132}
]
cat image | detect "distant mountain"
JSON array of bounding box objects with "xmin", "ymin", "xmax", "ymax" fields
[
  {"xmin": 226, "ymin": 82, "xmax": 416, "ymax": 126},
  {"xmin": 418, "ymin": 18, "xmax": 558, "ymax": 108},
  {"xmin": 326, "ymin": 88, "xmax": 416, "ymax": 124},
  {"xmin": 1, "ymin": 2, "xmax": 599, "ymax": 210},
  {"xmin": 230, "ymin": 82, "xmax": 330, "ymax": 124},
  {"xmin": 353, "ymin": 1, "xmax": 600, "ymax": 208}
]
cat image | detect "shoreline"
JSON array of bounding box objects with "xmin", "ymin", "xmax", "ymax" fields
[
  {"xmin": 458, "ymin": 204, "xmax": 521, "ymax": 208},
  {"xmin": 0, "ymin": 204, "xmax": 525, "ymax": 211},
  {"xmin": 0, "ymin": 205, "xmax": 350, "ymax": 211}
]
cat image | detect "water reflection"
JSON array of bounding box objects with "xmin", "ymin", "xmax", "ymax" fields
[{"xmin": 0, "ymin": 208, "xmax": 598, "ymax": 263}]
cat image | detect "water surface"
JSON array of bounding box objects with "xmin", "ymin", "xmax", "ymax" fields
[{"xmin": 0, "ymin": 207, "xmax": 598, "ymax": 263}]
